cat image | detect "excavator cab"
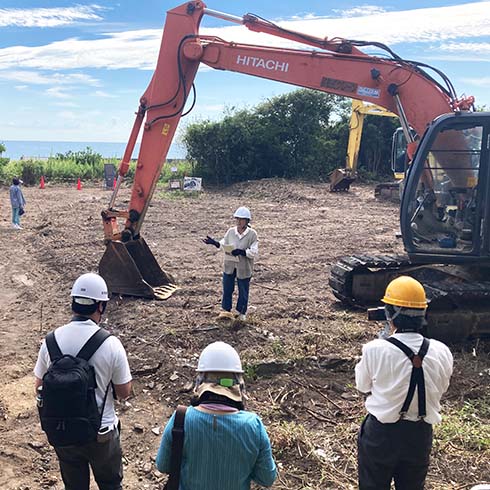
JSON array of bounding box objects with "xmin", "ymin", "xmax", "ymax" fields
[{"xmin": 401, "ymin": 112, "xmax": 490, "ymax": 262}]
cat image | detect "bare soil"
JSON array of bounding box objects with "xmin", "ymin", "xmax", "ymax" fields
[{"xmin": 0, "ymin": 179, "xmax": 488, "ymax": 489}]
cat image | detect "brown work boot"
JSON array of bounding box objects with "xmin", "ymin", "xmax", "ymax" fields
[{"xmin": 217, "ymin": 310, "xmax": 234, "ymax": 320}]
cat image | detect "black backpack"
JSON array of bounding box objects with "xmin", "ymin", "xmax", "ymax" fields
[{"xmin": 38, "ymin": 328, "xmax": 112, "ymax": 447}]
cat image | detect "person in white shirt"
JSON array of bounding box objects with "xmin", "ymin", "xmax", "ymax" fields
[
  {"xmin": 355, "ymin": 276, "xmax": 453, "ymax": 490},
  {"xmin": 34, "ymin": 273, "xmax": 132, "ymax": 490},
  {"xmin": 203, "ymin": 206, "xmax": 259, "ymax": 321}
]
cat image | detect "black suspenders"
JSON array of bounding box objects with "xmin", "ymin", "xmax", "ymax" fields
[{"xmin": 385, "ymin": 337, "xmax": 430, "ymax": 419}]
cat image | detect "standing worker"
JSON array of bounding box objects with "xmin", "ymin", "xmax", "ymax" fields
[
  {"xmin": 156, "ymin": 341, "xmax": 277, "ymax": 489},
  {"xmin": 355, "ymin": 276, "xmax": 453, "ymax": 490},
  {"xmin": 203, "ymin": 206, "xmax": 258, "ymax": 321},
  {"xmin": 9, "ymin": 177, "xmax": 26, "ymax": 229},
  {"xmin": 34, "ymin": 273, "xmax": 133, "ymax": 490}
]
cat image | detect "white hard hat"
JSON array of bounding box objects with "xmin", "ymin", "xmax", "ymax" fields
[
  {"xmin": 71, "ymin": 273, "xmax": 109, "ymax": 302},
  {"xmin": 233, "ymin": 206, "xmax": 251, "ymax": 220},
  {"xmin": 196, "ymin": 341, "xmax": 244, "ymax": 373}
]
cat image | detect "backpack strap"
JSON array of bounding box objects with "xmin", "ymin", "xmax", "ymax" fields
[
  {"xmin": 46, "ymin": 331, "xmax": 63, "ymax": 361},
  {"xmin": 76, "ymin": 328, "xmax": 112, "ymax": 361},
  {"xmin": 386, "ymin": 337, "xmax": 430, "ymax": 419},
  {"xmin": 166, "ymin": 405, "xmax": 188, "ymax": 490}
]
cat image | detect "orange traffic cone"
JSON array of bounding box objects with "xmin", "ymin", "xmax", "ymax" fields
[
  {"xmin": 113, "ymin": 177, "xmax": 117, "ymax": 189},
  {"xmin": 40, "ymin": 175, "xmax": 45, "ymax": 189},
  {"xmin": 77, "ymin": 177, "xmax": 82, "ymax": 190}
]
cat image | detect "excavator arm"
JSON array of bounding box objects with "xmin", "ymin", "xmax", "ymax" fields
[
  {"xmin": 99, "ymin": 0, "xmax": 475, "ymax": 299},
  {"xmin": 330, "ymin": 100, "xmax": 398, "ymax": 192}
]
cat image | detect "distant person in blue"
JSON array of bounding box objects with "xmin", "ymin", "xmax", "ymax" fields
[
  {"xmin": 156, "ymin": 341, "xmax": 277, "ymax": 490},
  {"xmin": 9, "ymin": 177, "xmax": 26, "ymax": 229}
]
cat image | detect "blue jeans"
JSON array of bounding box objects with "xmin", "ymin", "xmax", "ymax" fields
[
  {"xmin": 12, "ymin": 207, "xmax": 21, "ymax": 226},
  {"xmin": 222, "ymin": 271, "xmax": 251, "ymax": 314}
]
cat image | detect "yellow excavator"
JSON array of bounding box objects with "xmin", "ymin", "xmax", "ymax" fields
[{"xmin": 330, "ymin": 99, "xmax": 398, "ymax": 192}]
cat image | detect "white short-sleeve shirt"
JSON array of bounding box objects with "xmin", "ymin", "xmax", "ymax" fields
[
  {"xmin": 355, "ymin": 332, "xmax": 453, "ymax": 424},
  {"xmin": 34, "ymin": 319, "xmax": 132, "ymax": 428}
]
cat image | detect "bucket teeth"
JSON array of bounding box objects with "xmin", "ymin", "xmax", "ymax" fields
[{"xmin": 153, "ymin": 284, "xmax": 180, "ymax": 300}]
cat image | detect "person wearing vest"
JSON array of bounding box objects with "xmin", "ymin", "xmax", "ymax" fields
[
  {"xmin": 156, "ymin": 341, "xmax": 277, "ymax": 490},
  {"xmin": 355, "ymin": 276, "xmax": 453, "ymax": 490},
  {"xmin": 34, "ymin": 273, "xmax": 132, "ymax": 490},
  {"xmin": 203, "ymin": 206, "xmax": 259, "ymax": 321}
]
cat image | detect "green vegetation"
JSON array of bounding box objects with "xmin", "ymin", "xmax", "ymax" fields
[
  {"xmin": 183, "ymin": 89, "xmax": 398, "ymax": 185},
  {"xmin": 435, "ymin": 397, "xmax": 490, "ymax": 451},
  {"xmin": 0, "ymin": 145, "xmax": 192, "ymax": 187}
]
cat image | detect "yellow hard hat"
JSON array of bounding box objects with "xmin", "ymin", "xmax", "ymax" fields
[{"xmin": 382, "ymin": 276, "xmax": 427, "ymax": 309}]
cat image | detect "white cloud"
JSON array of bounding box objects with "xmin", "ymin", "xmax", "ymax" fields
[
  {"xmin": 332, "ymin": 6, "xmax": 388, "ymax": 17},
  {"xmin": 0, "ymin": 69, "xmax": 100, "ymax": 86},
  {"xmin": 94, "ymin": 90, "xmax": 117, "ymax": 97},
  {"xmin": 1, "ymin": 3, "xmax": 489, "ymax": 73},
  {"xmin": 55, "ymin": 101, "xmax": 80, "ymax": 108},
  {"xmin": 46, "ymin": 87, "xmax": 71, "ymax": 99},
  {"xmin": 0, "ymin": 5, "xmax": 104, "ymax": 28},
  {"xmin": 0, "ymin": 31, "xmax": 160, "ymax": 71},
  {"xmin": 14, "ymin": 85, "xmax": 28, "ymax": 90},
  {"xmin": 437, "ymin": 42, "xmax": 490, "ymax": 61},
  {"xmin": 460, "ymin": 76, "xmax": 490, "ymax": 87}
]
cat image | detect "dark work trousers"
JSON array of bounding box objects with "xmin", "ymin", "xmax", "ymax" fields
[
  {"xmin": 54, "ymin": 428, "xmax": 123, "ymax": 490},
  {"xmin": 222, "ymin": 270, "xmax": 251, "ymax": 314},
  {"xmin": 358, "ymin": 413, "xmax": 433, "ymax": 490}
]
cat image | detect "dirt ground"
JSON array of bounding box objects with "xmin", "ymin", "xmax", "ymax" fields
[{"xmin": 0, "ymin": 179, "xmax": 489, "ymax": 490}]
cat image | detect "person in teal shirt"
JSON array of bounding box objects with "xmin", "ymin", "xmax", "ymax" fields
[{"xmin": 156, "ymin": 341, "xmax": 277, "ymax": 490}]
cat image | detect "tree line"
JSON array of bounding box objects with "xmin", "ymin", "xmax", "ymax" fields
[{"xmin": 184, "ymin": 89, "xmax": 399, "ymax": 185}]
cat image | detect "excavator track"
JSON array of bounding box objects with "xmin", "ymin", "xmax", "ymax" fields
[{"xmin": 329, "ymin": 254, "xmax": 490, "ymax": 342}]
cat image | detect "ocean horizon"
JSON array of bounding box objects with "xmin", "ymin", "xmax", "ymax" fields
[{"xmin": 1, "ymin": 140, "xmax": 185, "ymax": 161}]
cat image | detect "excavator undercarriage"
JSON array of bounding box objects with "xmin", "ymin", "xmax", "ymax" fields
[{"xmin": 329, "ymin": 255, "xmax": 490, "ymax": 342}]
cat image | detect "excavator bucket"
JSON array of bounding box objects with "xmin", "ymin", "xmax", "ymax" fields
[
  {"xmin": 329, "ymin": 168, "xmax": 357, "ymax": 192},
  {"xmin": 98, "ymin": 237, "xmax": 179, "ymax": 300}
]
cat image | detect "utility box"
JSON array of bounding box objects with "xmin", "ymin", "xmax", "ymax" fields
[{"xmin": 104, "ymin": 164, "xmax": 116, "ymax": 189}]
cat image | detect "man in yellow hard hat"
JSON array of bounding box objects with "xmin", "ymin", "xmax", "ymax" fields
[{"xmin": 355, "ymin": 276, "xmax": 453, "ymax": 490}]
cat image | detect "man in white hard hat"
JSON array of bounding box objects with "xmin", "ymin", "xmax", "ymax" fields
[
  {"xmin": 156, "ymin": 341, "xmax": 277, "ymax": 489},
  {"xmin": 203, "ymin": 206, "xmax": 259, "ymax": 321},
  {"xmin": 34, "ymin": 273, "xmax": 132, "ymax": 490}
]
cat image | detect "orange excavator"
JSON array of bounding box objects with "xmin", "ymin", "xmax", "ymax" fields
[{"xmin": 99, "ymin": 1, "xmax": 490, "ymax": 341}]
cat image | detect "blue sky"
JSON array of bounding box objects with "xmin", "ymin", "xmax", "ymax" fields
[{"xmin": 1, "ymin": 1, "xmax": 489, "ymax": 151}]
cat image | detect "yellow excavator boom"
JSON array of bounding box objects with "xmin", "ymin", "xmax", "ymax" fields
[{"xmin": 329, "ymin": 100, "xmax": 398, "ymax": 192}]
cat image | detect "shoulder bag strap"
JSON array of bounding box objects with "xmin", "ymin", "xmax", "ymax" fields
[
  {"xmin": 45, "ymin": 331, "xmax": 63, "ymax": 361},
  {"xmin": 76, "ymin": 328, "xmax": 112, "ymax": 361},
  {"xmin": 166, "ymin": 405, "xmax": 188, "ymax": 490}
]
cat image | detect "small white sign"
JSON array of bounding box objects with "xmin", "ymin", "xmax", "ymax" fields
[
  {"xmin": 357, "ymin": 86, "xmax": 380, "ymax": 98},
  {"xmin": 171, "ymin": 166, "xmax": 178, "ymax": 172},
  {"xmin": 183, "ymin": 177, "xmax": 202, "ymax": 191}
]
